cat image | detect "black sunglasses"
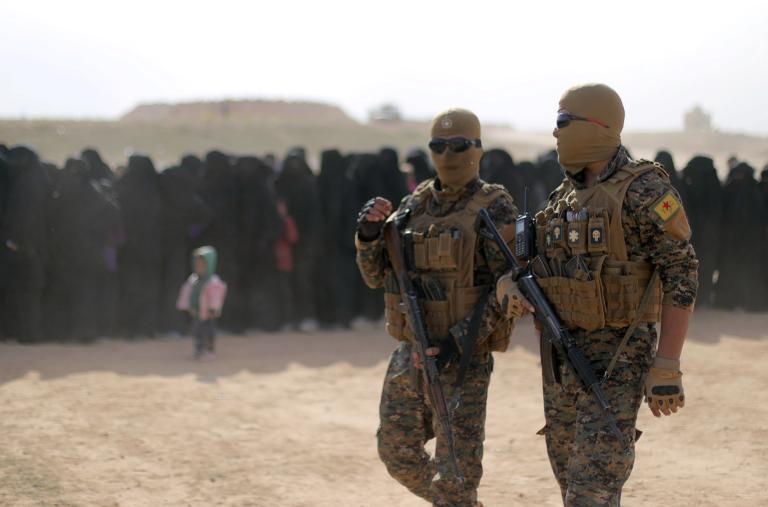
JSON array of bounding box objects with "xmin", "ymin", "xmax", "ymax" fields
[
  {"xmin": 428, "ymin": 137, "xmax": 482, "ymax": 154},
  {"xmin": 556, "ymin": 112, "xmax": 610, "ymax": 129}
]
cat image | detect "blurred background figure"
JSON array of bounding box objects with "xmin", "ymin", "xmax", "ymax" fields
[
  {"xmin": 680, "ymin": 156, "xmax": 723, "ymax": 308},
  {"xmin": 404, "ymin": 148, "xmax": 435, "ymax": 190},
  {"xmin": 116, "ymin": 154, "xmax": 163, "ymax": 338},
  {"xmin": 0, "ymin": 142, "xmax": 765, "ymax": 343},
  {"xmin": 274, "ymin": 151, "xmax": 321, "ymax": 332},
  {"xmin": 654, "ymin": 149, "xmax": 682, "ymax": 190},
  {"xmin": 715, "ymin": 162, "xmax": 765, "ymax": 310},
  {"xmin": 0, "ymin": 146, "xmax": 49, "ymax": 342}
]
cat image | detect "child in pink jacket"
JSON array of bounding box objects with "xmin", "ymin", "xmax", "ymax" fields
[{"xmin": 177, "ymin": 246, "xmax": 227, "ymax": 360}]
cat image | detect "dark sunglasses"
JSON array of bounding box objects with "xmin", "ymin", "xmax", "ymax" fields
[
  {"xmin": 556, "ymin": 112, "xmax": 609, "ymax": 129},
  {"xmin": 428, "ymin": 137, "xmax": 482, "ymax": 154}
]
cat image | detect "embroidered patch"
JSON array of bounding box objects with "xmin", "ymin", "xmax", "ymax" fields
[
  {"xmin": 652, "ymin": 191, "xmax": 681, "ymax": 222},
  {"xmin": 590, "ymin": 227, "xmax": 603, "ymax": 244}
]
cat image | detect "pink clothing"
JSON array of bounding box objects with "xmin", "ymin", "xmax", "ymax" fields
[
  {"xmin": 274, "ymin": 214, "xmax": 299, "ymax": 272},
  {"xmin": 176, "ymin": 274, "xmax": 228, "ymax": 320}
]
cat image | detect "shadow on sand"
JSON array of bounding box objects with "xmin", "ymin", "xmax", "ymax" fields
[{"xmin": 0, "ymin": 309, "xmax": 763, "ymax": 385}]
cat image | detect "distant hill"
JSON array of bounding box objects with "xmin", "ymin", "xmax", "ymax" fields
[
  {"xmin": 120, "ymin": 99, "xmax": 358, "ymax": 126},
  {"xmin": 1, "ymin": 99, "xmax": 766, "ymax": 175}
]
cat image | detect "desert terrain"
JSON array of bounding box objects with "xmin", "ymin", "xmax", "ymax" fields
[
  {"xmin": 2, "ymin": 100, "xmax": 766, "ymax": 176},
  {"xmin": 1, "ymin": 309, "xmax": 766, "ymax": 506}
]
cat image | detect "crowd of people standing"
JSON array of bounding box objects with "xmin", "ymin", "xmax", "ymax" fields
[{"xmin": 0, "ymin": 142, "xmax": 766, "ymax": 343}]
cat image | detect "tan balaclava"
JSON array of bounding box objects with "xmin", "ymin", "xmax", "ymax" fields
[
  {"xmin": 429, "ymin": 108, "xmax": 483, "ymax": 190},
  {"xmin": 554, "ymin": 83, "xmax": 624, "ymax": 175}
]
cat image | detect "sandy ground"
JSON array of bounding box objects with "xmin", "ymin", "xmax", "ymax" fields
[{"xmin": 1, "ymin": 309, "xmax": 767, "ymax": 507}]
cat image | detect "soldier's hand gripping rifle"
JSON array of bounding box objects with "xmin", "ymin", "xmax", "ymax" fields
[
  {"xmin": 475, "ymin": 208, "xmax": 627, "ymax": 447},
  {"xmin": 383, "ymin": 221, "xmax": 465, "ymax": 482}
]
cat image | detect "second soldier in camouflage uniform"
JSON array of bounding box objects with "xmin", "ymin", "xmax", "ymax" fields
[
  {"xmin": 355, "ymin": 108, "xmax": 519, "ymax": 507},
  {"xmin": 497, "ymin": 83, "xmax": 699, "ymax": 506}
]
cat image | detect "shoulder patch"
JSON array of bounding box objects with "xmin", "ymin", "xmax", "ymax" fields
[{"xmin": 652, "ymin": 191, "xmax": 681, "ymax": 222}]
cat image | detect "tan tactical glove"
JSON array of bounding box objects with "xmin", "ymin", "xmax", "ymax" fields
[
  {"xmin": 644, "ymin": 357, "xmax": 685, "ymax": 417},
  {"xmin": 495, "ymin": 272, "xmax": 534, "ymax": 320}
]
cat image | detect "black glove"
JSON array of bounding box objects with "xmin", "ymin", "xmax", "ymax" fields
[{"xmin": 356, "ymin": 198, "xmax": 385, "ymax": 241}]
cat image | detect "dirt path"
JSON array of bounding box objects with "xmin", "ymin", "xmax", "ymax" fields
[{"xmin": 1, "ymin": 309, "xmax": 766, "ymax": 506}]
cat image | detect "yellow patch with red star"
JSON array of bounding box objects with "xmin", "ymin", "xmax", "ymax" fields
[{"xmin": 652, "ymin": 191, "xmax": 681, "ymax": 222}]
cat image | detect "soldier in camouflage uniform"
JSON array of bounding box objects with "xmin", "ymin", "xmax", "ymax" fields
[
  {"xmin": 355, "ymin": 108, "xmax": 520, "ymax": 507},
  {"xmin": 497, "ymin": 83, "xmax": 699, "ymax": 506}
]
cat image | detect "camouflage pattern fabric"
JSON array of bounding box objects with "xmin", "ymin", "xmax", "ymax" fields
[
  {"xmin": 356, "ymin": 178, "xmax": 519, "ymax": 349},
  {"xmin": 356, "ymin": 177, "xmax": 518, "ymax": 505},
  {"xmin": 586, "ymin": 146, "xmax": 698, "ymax": 310},
  {"xmin": 543, "ymin": 324, "xmax": 656, "ymax": 506},
  {"xmin": 378, "ymin": 341, "xmax": 492, "ymax": 507},
  {"xmin": 540, "ymin": 147, "xmax": 698, "ymax": 505}
]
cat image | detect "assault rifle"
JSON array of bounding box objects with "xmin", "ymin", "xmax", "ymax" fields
[
  {"xmin": 475, "ymin": 208, "xmax": 627, "ymax": 447},
  {"xmin": 383, "ymin": 221, "xmax": 464, "ymax": 482}
]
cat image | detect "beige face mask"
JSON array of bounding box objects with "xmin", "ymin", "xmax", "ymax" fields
[
  {"xmin": 553, "ymin": 83, "xmax": 625, "ymax": 176},
  {"xmin": 429, "ymin": 108, "xmax": 483, "ymax": 190}
]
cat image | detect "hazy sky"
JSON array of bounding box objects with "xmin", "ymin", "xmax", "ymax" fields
[{"xmin": 2, "ymin": 1, "xmax": 767, "ymax": 133}]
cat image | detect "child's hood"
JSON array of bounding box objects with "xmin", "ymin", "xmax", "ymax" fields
[{"xmin": 192, "ymin": 246, "xmax": 218, "ymax": 278}]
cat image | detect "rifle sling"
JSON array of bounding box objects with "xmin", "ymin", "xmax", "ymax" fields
[{"xmin": 602, "ymin": 269, "xmax": 660, "ymax": 384}]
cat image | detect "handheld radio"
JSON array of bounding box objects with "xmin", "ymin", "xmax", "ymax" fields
[{"xmin": 514, "ymin": 187, "xmax": 536, "ymax": 260}]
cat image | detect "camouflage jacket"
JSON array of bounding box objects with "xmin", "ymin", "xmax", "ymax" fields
[
  {"xmin": 559, "ymin": 146, "xmax": 699, "ymax": 310},
  {"xmin": 355, "ymin": 177, "xmax": 519, "ymax": 350}
]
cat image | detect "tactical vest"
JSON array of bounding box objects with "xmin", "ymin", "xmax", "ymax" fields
[
  {"xmin": 534, "ymin": 161, "xmax": 664, "ymax": 331},
  {"xmin": 383, "ymin": 182, "xmax": 513, "ymax": 352}
]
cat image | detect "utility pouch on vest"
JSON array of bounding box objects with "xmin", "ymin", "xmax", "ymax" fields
[
  {"xmin": 422, "ymin": 299, "xmax": 451, "ymax": 340},
  {"xmin": 454, "ymin": 284, "xmax": 486, "ymax": 318},
  {"xmin": 427, "ymin": 234, "xmax": 440, "ymax": 266},
  {"xmin": 386, "ymin": 295, "xmax": 453, "ymax": 343},
  {"xmin": 566, "ymin": 220, "xmax": 588, "ymax": 255},
  {"xmin": 384, "ymin": 292, "xmax": 408, "ymax": 342},
  {"xmin": 602, "ymin": 260, "xmax": 662, "ymax": 326},
  {"xmin": 587, "ymin": 211, "xmax": 608, "ymax": 254},
  {"xmin": 413, "ymin": 227, "xmax": 463, "ymax": 271},
  {"xmin": 452, "ymin": 284, "xmax": 510, "ymax": 353},
  {"xmin": 544, "ymin": 224, "xmax": 555, "ymax": 259},
  {"xmin": 537, "ymin": 255, "xmax": 607, "ymax": 332},
  {"xmin": 411, "ymin": 231, "xmax": 427, "ymax": 268},
  {"xmin": 535, "ymin": 211, "xmax": 548, "ymax": 255},
  {"xmin": 536, "ymin": 224, "xmax": 548, "ymax": 256},
  {"xmin": 440, "ymin": 230, "xmax": 463, "ymax": 270},
  {"xmin": 551, "ymin": 218, "xmax": 567, "ymax": 253}
]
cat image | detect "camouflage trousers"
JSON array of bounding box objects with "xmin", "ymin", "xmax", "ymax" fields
[
  {"xmin": 542, "ymin": 325, "xmax": 656, "ymax": 507},
  {"xmin": 377, "ymin": 341, "xmax": 492, "ymax": 507}
]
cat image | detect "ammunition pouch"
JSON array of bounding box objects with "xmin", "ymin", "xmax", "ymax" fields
[
  {"xmin": 534, "ymin": 160, "xmax": 667, "ymax": 331},
  {"xmin": 537, "ymin": 256, "xmax": 606, "ymax": 332},
  {"xmin": 383, "ymin": 181, "xmax": 512, "ymax": 352},
  {"xmin": 385, "ymin": 284, "xmax": 494, "ymax": 347},
  {"xmin": 411, "ymin": 230, "xmax": 463, "ymax": 271},
  {"xmin": 602, "ymin": 259, "xmax": 662, "ymax": 327},
  {"xmin": 384, "ymin": 292, "xmax": 408, "ymax": 342},
  {"xmin": 536, "ymin": 258, "xmax": 661, "ymax": 332}
]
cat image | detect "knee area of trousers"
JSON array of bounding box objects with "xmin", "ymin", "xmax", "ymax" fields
[
  {"xmin": 566, "ymin": 480, "xmax": 622, "ymax": 507},
  {"xmin": 377, "ymin": 431, "xmax": 414, "ymax": 466}
]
